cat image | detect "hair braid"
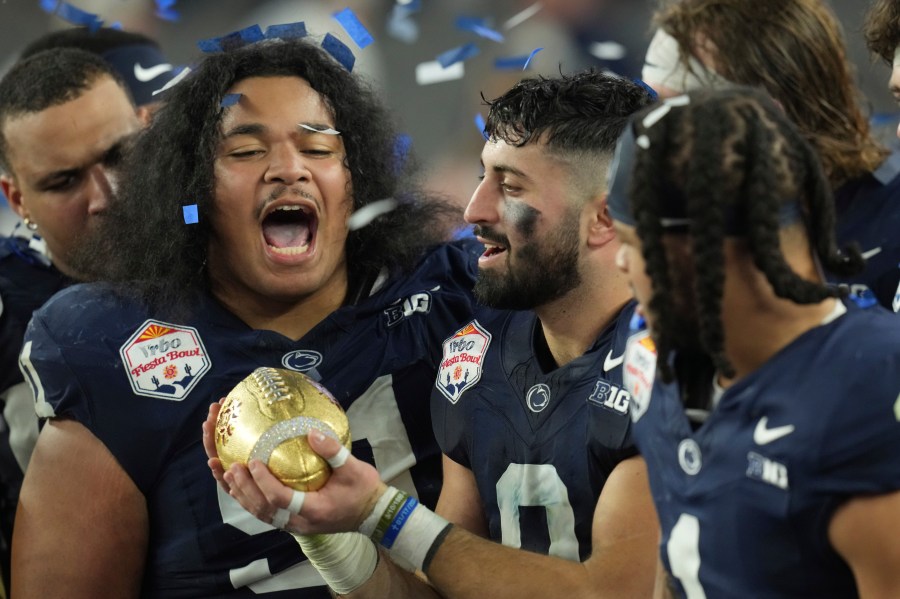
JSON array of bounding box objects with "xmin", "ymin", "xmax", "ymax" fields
[{"xmin": 683, "ymin": 100, "xmax": 733, "ymax": 378}]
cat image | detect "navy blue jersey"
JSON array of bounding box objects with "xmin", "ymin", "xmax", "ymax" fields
[
  {"xmin": 432, "ymin": 302, "xmax": 637, "ymax": 561},
  {"xmin": 626, "ymin": 302, "xmax": 900, "ymax": 598},
  {"xmin": 20, "ymin": 241, "xmax": 479, "ymax": 599},
  {"xmin": 832, "ymin": 151, "xmax": 900, "ymax": 312},
  {"xmin": 0, "ymin": 235, "xmax": 68, "ymax": 590}
]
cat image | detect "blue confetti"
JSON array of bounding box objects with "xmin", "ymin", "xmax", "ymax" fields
[
  {"xmin": 633, "ymin": 78, "xmax": 659, "ymax": 101},
  {"xmin": 109, "ymin": 21, "xmax": 122, "ymax": 30},
  {"xmin": 154, "ymin": 0, "xmax": 178, "ymax": 21},
  {"xmin": 265, "ymin": 22, "xmax": 307, "ymax": 40},
  {"xmin": 849, "ymin": 289, "xmax": 878, "ymax": 309},
  {"xmin": 220, "ymin": 93, "xmax": 241, "ymax": 108},
  {"xmin": 494, "ymin": 54, "xmax": 530, "ymax": 70},
  {"xmin": 392, "ymin": 133, "xmax": 412, "ymax": 174},
  {"xmin": 183, "ymin": 204, "xmax": 199, "ymax": 225},
  {"xmin": 55, "ymin": 2, "xmax": 103, "ymax": 30},
  {"xmin": 322, "ymin": 33, "xmax": 356, "ymax": 72},
  {"xmin": 39, "ymin": 0, "xmax": 59, "ymax": 13},
  {"xmin": 197, "ymin": 25, "xmax": 265, "ymax": 53},
  {"xmin": 629, "ymin": 311, "xmax": 646, "ymax": 332},
  {"xmin": 436, "ymin": 43, "xmax": 480, "ymax": 68},
  {"xmin": 333, "ymin": 7, "xmax": 374, "ymax": 49},
  {"xmin": 474, "ymin": 113, "xmax": 488, "ymax": 140},
  {"xmin": 523, "ymin": 47, "xmax": 543, "ymax": 70},
  {"xmin": 386, "ymin": 1, "xmax": 421, "ymax": 43},
  {"xmin": 456, "ymin": 16, "xmax": 504, "ymax": 43}
]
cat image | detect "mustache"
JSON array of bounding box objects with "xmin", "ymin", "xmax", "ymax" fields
[
  {"xmin": 256, "ymin": 185, "xmax": 319, "ymax": 219},
  {"xmin": 473, "ymin": 225, "xmax": 509, "ymax": 247}
]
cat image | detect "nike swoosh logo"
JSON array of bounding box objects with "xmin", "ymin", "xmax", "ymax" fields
[
  {"xmin": 753, "ymin": 416, "xmax": 795, "ymax": 445},
  {"xmin": 134, "ymin": 62, "xmax": 174, "ymax": 82},
  {"xmin": 861, "ymin": 247, "xmax": 882, "ymax": 260},
  {"xmin": 604, "ymin": 350, "xmax": 624, "ymax": 372}
]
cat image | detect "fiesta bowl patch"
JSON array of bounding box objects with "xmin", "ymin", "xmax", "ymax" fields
[
  {"xmin": 436, "ymin": 320, "xmax": 491, "ymax": 404},
  {"xmin": 120, "ymin": 319, "xmax": 211, "ymax": 400}
]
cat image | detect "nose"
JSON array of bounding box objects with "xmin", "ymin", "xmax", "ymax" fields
[
  {"xmin": 464, "ymin": 178, "xmax": 502, "ymax": 225},
  {"xmin": 86, "ymin": 164, "xmax": 114, "ymax": 215},
  {"xmin": 264, "ymin": 143, "xmax": 311, "ymax": 185}
]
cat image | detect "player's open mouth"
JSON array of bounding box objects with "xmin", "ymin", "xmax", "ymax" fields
[
  {"xmin": 482, "ymin": 243, "xmax": 507, "ymax": 258},
  {"xmin": 262, "ymin": 205, "xmax": 317, "ymax": 255}
]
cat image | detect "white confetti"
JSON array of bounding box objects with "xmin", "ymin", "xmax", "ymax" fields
[
  {"xmin": 415, "ymin": 60, "xmax": 465, "ymax": 85},
  {"xmin": 347, "ymin": 198, "xmax": 399, "ymax": 231},
  {"xmin": 299, "ymin": 124, "xmax": 341, "ymax": 135},
  {"xmin": 589, "ymin": 41, "xmax": 627, "ymax": 61},
  {"xmin": 503, "ymin": 1, "xmax": 543, "ymax": 30}
]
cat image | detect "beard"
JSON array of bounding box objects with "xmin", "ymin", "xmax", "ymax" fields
[{"xmin": 473, "ymin": 212, "xmax": 582, "ymax": 310}]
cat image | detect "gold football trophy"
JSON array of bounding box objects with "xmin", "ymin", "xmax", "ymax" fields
[{"xmin": 214, "ymin": 367, "xmax": 351, "ymax": 491}]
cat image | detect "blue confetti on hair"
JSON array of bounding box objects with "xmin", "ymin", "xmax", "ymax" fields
[
  {"xmin": 456, "ymin": 16, "xmax": 504, "ymax": 43},
  {"xmin": 392, "ymin": 133, "xmax": 412, "ymax": 175},
  {"xmin": 220, "ymin": 93, "xmax": 241, "ymax": 108},
  {"xmin": 633, "ymin": 78, "xmax": 659, "ymax": 101},
  {"xmin": 474, "ymin": 113, "xmax": 488, "ymax": 140},
  {"xmin": 436, "ymin": 43, "xmax": 479, "ymax": 68},
  {"xmin": 183, "ymin": 204, "xmax": 199, "ymax": 225},
  {"xmin": 154, "ymin": 0, "xmax": 179, "ymax": 21},
  {"xmin": 265, "ymin": 21, "xmax": 307, "ymax": 40},
  {"xmin": 197, "ymin": 25, "xmax": 265, "ymax": 53},
  {"xmin": 333, "ymin": 7, "xmax": 374, "ymax": 49},
  {"xmin": 322, "ymin": 33, "xmax": 356, "ymax": 71},
  {"xmin": 54, "ymin": 2, "xmax": 104, "ymax": 31},
  {"xmin": 109, "ymin": 20, "xmax": 122, "ymax": 30}
]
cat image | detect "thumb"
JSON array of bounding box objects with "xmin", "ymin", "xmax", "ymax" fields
[{"xmin": 308, "ymin": 429, "xmax": 345, "ymax": 461}]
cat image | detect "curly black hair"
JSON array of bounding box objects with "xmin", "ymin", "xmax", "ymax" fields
[
  {"xmin": 484, "ymin": 69, "xmax": 655, "ymax": 156},
  {"xmin": 77, "ymin": 37, "xmax": 460, "ymax": 313},
  {"xmin": 626, "ymin": 87, "xmax": 864, "ymax": 381}
]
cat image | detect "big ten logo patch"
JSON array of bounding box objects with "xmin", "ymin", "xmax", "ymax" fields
[
  {"xmin": 436, "ymin": 320, "xmax": 491, "ymax": 404},
  {"xmin": 120, "ymin": 320, "xmax": 211, "ymax": 400},
  {"xmin": 384, "ymin": 291, "xmax": 433, "ymax": 327},
  {"xmin": 588, "ymin": 381, "xmax": 630, "ymax": 415}
]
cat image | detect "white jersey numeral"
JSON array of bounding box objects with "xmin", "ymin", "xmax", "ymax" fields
[
  {"xmin": 668, "ymin": 513, "xmax": 707, "ymax": 599},
  {"xmin": 495, "ymin": 463, "xmax": 579, "ymax": 560}
]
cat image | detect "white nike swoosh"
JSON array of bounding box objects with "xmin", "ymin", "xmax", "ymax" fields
[
  {"xmin": 134, "ymin": 62, "xmax": 174, "ymax": 82},
  {"xmin": 604, "ymin": 350, "xmax": 624, "ymax": 372},
  {"xmin": 861, "ymin": 247, "xmax": 882, "ymax": 260},
  {"xmin": 753, "ymin": 416, "xmax": 795, "ymax": 445}
]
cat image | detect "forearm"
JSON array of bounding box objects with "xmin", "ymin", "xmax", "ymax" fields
[
  {"xmin": 338, "ymin": 548, "xmax": 442, "ymax": 599},
  {"xmin": 425, "ymin": 527, "xmax": 601, "ymax": 599}
]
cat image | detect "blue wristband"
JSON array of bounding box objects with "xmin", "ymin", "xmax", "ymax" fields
[{"xmin": 380, "ymin": 496, "xmax": 418, "ymax": 549}]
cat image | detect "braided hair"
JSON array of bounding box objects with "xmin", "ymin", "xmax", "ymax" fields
[{"xmin": 626, "ymin": 88, "xmax": 864, "ymax": 380}]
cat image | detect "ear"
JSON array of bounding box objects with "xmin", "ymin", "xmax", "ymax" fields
[
  {"xmin": 586, "ymin": 192, "xmax": 616, "ymax": 248},
  {"xmin": 0, "ymin": 174, "xmax": 25, "ymax": 219},
  {"xmin": 136, "ymin": 105, "xmax": 153, "ymax": 127}
]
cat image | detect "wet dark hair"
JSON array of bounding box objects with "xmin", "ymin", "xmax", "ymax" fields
[
  {"xmin": 626, "ymin": 87, "xmax": 864, "ymax": 380},
  {"xmin": 484, "ymin": 69, "xmax": 654, "ymax": 156},
  {"xmin": 79, "ymin": 38, "xmax": 459, "ymax": 313},
  {"xmin": 0, "ymin": 47, "xmax": 122, "ymax": 174},
  {"xmin": 864, "ymin": 0, "xmax": 900, "ymax": 65}
]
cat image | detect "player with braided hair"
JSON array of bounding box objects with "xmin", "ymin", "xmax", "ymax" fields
[
  {"xmin": 643, "ymin": 0, "xmax": 900, "ymax": 313},
  {"xmin": 608, "ymin": 87, "xmax": 900, "ymax": 598}
]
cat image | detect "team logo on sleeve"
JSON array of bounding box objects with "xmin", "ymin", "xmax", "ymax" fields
[
  {"xmin": 436, "ymin": 320, "xmax": 491, "ymax": 404},
  {"xmin": 623, "ymin": 331, "xmax": 657, "ymax": 422},
  {"xmin": 119, "ymin": 320, "xmax": 211, "ymax": 400}
]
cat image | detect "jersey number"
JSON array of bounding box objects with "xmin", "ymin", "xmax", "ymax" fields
[
  {"xmin": 667, "ymin": 513, "xmax": 708, "ymax": 599},
  {"xmin": 495, "ymin": 463, "xmax": 579, "ymax": 560}
]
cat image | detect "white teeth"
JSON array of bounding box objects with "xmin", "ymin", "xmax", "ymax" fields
[
  {"xmin": 275, "ymin": 205, "xmax": 304, "ymax": 212},
  {"xmin": 268, "ymin": 244, "xmax": 311, "ymax": 255}
]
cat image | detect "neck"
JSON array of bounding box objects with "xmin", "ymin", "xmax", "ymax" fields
[{"xmin": 535, "ymin": 280, "xmax": 632, "ymax": 368}]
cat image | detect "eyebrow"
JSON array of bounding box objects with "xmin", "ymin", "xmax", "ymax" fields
[
  {"xmin": 33, "ymin": 131, "xmax": 140, "ymax": 189},
  {"xmin": 221, "ymin": 122, "xmax": 339, "ymax": 139},
  {"xmin": 481, "ymin": 160, "xmax": 531, "ymax": 180}
]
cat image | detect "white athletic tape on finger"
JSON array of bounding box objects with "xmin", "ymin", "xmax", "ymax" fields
[
  {"xmin": 326, "ymin": 446, "xmax": 351, "ymax": 469},
  {"xmin": 272, "ymin": 508, "xmax": 292, "ymax": 529},
  {"xmin": 289, "ymin": 490, "xmax": 306, "ymax": 515}
]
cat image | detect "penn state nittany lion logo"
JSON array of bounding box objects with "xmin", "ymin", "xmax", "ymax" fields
[{"xmin": 436, "ymin": 320, "xmax": 491, "ymax": 404}]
